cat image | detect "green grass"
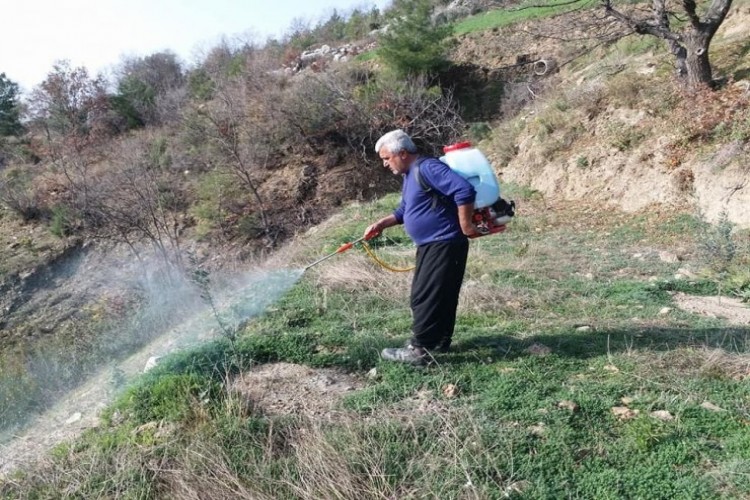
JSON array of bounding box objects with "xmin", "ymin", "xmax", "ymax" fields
[
  {"xmin": 3, "ymin": 199, "xmax": 750, "ymax": 498},
  {"xmin": 453, "ymin": 0, "xmax": 595, "ymax": 35}
]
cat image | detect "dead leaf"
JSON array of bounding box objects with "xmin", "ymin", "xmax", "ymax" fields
[
  {"xmin": 612, "ymin": 406, "xmax": 639, "ymax": 420},
  {"xmin": 442, "ymin": 384, "xmax": 459, "ymax": 398},
  {"xmin": 650, "ymin": 410, "xmax": 674, "ymax": 421}
]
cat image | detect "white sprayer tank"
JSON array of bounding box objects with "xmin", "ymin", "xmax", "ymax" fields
[{"xmin": 440, "ymin": 142, "xmax": 500, "ymax": 209}]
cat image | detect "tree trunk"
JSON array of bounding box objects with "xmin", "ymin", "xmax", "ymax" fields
[{"xmin": 679, "ymin": 31, "xmax": 714, "ymax": 87}]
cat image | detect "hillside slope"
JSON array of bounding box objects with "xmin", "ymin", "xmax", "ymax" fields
[
  {"xmin": 460, "ymin": 4, "xmax": 750, "ymax": 226},
  {"xmin": 2, "ymin": 1, "xmax": 750, "ymax": 491}
]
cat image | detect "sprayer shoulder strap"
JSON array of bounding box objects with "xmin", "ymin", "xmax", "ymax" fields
[{"xmin": 413, "ymin": 159, "xmax": 450, "ymax": 210}]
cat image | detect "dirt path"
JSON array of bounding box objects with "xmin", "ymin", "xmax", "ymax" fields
[{"xmin": 673, "ymin": 293, "xmax": 750, "ymax": 325}]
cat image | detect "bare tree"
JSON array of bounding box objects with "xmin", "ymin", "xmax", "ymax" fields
[
  {"xmin": 183, "ymin": 60, "xmax": 274, "ymax": 243},
  {"xmin": 25, "ymin": 61, "xmax": 113, "ymax": 220},
  {"xmin": 504, "ymin": 0, "xmax": 735, "ymax": 87},
  {"xmin": 600, "ymin": 0, "xmax": 733, "ymax": 87},
  {"xmin": 84, "ymin": 134, "xmax": 186, "ymax": 270}
]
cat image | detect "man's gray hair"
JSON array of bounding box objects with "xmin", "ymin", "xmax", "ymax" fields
[{"xmin": 375, "ymin": 129, "xmax": 418, "ymax": 154}]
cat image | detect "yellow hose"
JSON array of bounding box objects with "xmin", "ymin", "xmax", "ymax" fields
[{"xmin": 361, "ymin": 241, "xmax": 415, "ymax": 272}]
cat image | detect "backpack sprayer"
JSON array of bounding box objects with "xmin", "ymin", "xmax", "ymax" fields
[{"xmin": 439, "ymin": 141, "xmax": 515, "ymax": 238}]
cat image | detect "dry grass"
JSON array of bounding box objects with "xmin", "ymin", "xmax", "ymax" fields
[
  {"xmin": 314, "ymin": 252, "xmax": 413, "ymax": 302},
  {"xmin": 629, "ymin": 346, "xmax": 750, "ymax": 381},
  {"xmin": 157, "ymin": 441, "xmax": 273, "ymax": 500}
]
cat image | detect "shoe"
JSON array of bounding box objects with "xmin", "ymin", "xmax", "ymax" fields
[
  {"xmin": 381, "ymin": 346, "xmax": 429, "ymax": 366},
  {"xmin": 404, "ymin": 340, "xmax": 451, "ymax": 353},
  {"xmin": 434, "ymin": 339, "xmax": 451, "ymax": 353}
]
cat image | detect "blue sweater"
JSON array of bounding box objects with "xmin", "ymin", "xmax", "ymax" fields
[{"xmin": 393, "ymin": 156, "xmax": 476, "ymax": 246}]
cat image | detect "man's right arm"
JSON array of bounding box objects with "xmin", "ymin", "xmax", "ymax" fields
[{"xmin": 365, "ymin": 214, "xmax": 399, "ymax": 239}]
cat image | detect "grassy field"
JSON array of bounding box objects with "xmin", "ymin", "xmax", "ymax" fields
[
  {"xmin": 452, "ymin": 0, "xmax": 593, "ymax": 35},
  {"xmin": 2, "ymin": 188, "xmax": 750, "ymax": 499}
]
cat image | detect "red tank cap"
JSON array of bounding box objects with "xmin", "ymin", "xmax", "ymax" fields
[{"xmin": 443, "ymin": 141, "xmax": 472, "ymax": 153}]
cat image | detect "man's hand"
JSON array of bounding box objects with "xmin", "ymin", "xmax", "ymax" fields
[
  {"xmin": 364, "ymin": 214, "xmax": 399, "ymax": 240},
  {"xmin": 364, "ymin": 222, "xmax": 382, "ymax": 240}
]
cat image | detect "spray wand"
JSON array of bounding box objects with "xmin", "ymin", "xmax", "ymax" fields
[
  {"xmin": 304, "ymin": 228, "xmax": 416, "ymax": 273},
  {"xmin": 304, "ymin": 234, "xmax": 371, "ymax": 271}
]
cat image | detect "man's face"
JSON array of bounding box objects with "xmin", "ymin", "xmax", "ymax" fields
[{"xmin": 379, "ymin": 148, "xmax": 409, "ymax": 175}]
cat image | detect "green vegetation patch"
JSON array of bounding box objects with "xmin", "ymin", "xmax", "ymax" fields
[
  {"xmin": 454, "ymin": 0, "xmax": 594, "ymax": 35},
  {"xmin": 4, "ymin": 200, "xmax": 750, "ymax": 498}
]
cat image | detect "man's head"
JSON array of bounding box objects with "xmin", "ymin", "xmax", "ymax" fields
[{"xmin": 375, "ymin": 129, "xmax": 418, "ymax": 175}]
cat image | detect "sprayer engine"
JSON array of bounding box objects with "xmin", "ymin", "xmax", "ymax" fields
[{"xmin": 470, "ymin": 198, "xmax": 516, "ymax": 238}]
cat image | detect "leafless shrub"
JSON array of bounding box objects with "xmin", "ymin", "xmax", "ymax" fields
[
  {"xmin": 275, "ymin": 67, "xmax": 464, "ymax": 160},
  {"xmin": 566, "ymin": 79, "xmax": 608, "ymax": 120},
  {"xmin": 79, "ymin": 133, "xmax": 187, "ymax": 268},
  {"xmin": 499, "ymin": 79, "xmax": 550, "ymax": 120},
  {"xmin": 155, "ymin": 86, "xmax": 189, "ymax": 125},
  {"xmin": 181, "ymin": 66, "xmax": 277, "ymax": 244},
  {"xmin": 0, "ymin": 166, "xmax": 48, "ymax": 220}
]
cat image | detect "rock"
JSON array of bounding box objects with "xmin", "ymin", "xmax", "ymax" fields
[
  {"xmin": 528, "ymin": 422, "xmax": 546, "ymax": 436},
  {"xmin": 144, "ymin": 356, "xmax": 162, "ymax": 373},
  {"xmin": 650, "ymin": 410, "xmax": 674, "ymax": 421},
  {"xmin": 367, "ymin": 367, "xmax": 378, "ymax": 379},
  {"xmin": 658, "ymin": 307, "xmax": 672, "ymax": 315},
  {"xmin": 576, "ymin": 325, "xmax": 591, "ymax": 332},
  {"xmin": 557, "ymin": 400, "xmax": 579, "ymax": 412},
  {"xmin": 65, "ymin": 412, "xmax": 82, "ymax": 424}
]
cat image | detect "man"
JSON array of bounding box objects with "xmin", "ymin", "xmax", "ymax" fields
[{"xmin": 364, "ymin": 129, "xmax": 478, "ymax": 366}]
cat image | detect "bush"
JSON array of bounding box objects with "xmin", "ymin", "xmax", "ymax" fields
[
  {"xmin": 0, "ymin": 166, "xmax": 47, "ymax": 221},
  {"xmin": 49, "ymin": 205, "xmax": 71, "ymax": 237}
]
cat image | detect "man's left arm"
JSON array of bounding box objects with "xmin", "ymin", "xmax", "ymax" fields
[{"xmin": 458, "ymin": 203, "xmax": 479, "ymax": 237}]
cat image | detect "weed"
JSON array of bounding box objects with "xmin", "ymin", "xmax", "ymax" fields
[
  {"xmin": 188, "ymin": 253, "xmax": 236, "ymax": 344},
  {"xmin": 49, "ymin": 204, "xmax": 70, "ymax": 237},
  {"xmin": 698, "ymin": 211, "xmax": 740, "ymax": 297},
  {"xmin": 607, "ymin": 122, "xmax": 647, "ymax": 151},
  {"xmin": 467, "ymin": 121, "xmax": 492, "ymax": 142}
]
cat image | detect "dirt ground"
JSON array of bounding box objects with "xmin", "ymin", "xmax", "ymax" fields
[
  {"xmin": 673, "ymin": 292, "xmax": 750, "ymax": 325},
  {"xmin": 229, "ymin": 363, "xmax": 366, "ymax": 419}
]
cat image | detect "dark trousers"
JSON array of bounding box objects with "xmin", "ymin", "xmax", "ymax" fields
[{"xmin": 410, "ymin": 239, "xmax": 469, "ymax": 349}]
